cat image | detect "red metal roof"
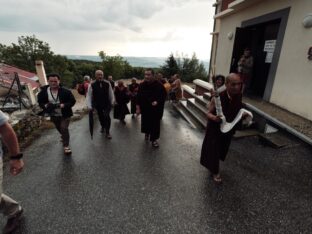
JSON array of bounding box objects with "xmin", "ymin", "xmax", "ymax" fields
[{"xmin": 0, "ymin": 63, "xmax": 39, "ymax": 90}]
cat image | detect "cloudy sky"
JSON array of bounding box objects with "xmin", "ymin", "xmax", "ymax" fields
[{"xmin": 0, "ymin": 0, "xmax": 215, "ymax": 59}]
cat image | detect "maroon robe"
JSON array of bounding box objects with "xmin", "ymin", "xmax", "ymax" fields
[
  {"xmin": 113, "ymin": 87, "xmax": 130, "ymax": 120},
  {"xmin": 200, "ymin": 91, "xmax": 243, "ymax": 174},
  {"xmin": 137, "ymin": 80, "xmax": 167, "ymax": 141}
]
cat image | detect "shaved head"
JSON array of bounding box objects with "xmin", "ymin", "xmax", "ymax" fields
[
  {"xmin": 95, "ymin": 70, "xmax": 104, "ymax": 80},
  {"xmin": 226, "ymin": 73, "xmax": 242, "ymax": 96}
]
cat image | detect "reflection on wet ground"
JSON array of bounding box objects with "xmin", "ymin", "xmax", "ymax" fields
[{"xmin": 1, "ymin": 104, "xmax": 312, "ymax": 233}]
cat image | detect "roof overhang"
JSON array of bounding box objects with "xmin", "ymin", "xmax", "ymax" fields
[{"xmin": 214, "ymin": 0, "xmax": 263, "ymax": 19}]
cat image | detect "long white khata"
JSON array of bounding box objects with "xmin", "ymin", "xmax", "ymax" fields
[{"xmin": 213, "ymin": 84, "xmax": 253, "ymax": 133}]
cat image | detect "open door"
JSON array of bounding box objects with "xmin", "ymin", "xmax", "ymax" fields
[
  {"xmin": 230, "ymin": 27, "xmax": 254, "ymax": 73},
  {"xmin": 230, "ymin": 21, "xmax": 280, "ymax": 97}
]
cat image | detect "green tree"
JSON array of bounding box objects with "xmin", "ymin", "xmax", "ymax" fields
[
  {"xmin": 61, "ymin": 70, "xmax": 75, "ymax": 88},
  {"xmin": 0, "ymin": 35, "xmax": 54, "ymax": 72},
  {"xmin": 98, "ymin": 51, "xmax": 131, "ymax": 80},
  {"xmin": 161, "ymin": 53, "xmax": 207, "ymax": 82},
  {"xmin": 161, "ymin": 53, "xmax": 179, "ymax": 78},
  {"xmin": 181, "ymin": 53, "xmax": 207, "ymax": 82},
  {"xmin": 0, "ymin": 35, "xmax": 80, "ymax": 87},
  {"xmin": 124, "ymin": 66, "xmax": 145, "ymax": 80}
]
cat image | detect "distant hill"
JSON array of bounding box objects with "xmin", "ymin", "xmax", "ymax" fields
[{"xmin": 66, "ymin": 55, "xmax": 209, "ymax": 70}]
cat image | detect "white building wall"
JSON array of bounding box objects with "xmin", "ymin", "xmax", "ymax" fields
[
  {"xmin": 215, "ymin": 0, "xmax": 312, "ymax": 120},
  {"xmin": 270, "ymin": 1, "xmax": 312, "ymax": 120}
]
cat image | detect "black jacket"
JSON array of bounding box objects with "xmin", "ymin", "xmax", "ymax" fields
[
  {"xmin": 91, "ymin": 80, "xmax": 111, "ymax": 109},
  {"xmin": 37, "ymin": 85, "xmax": 76, "ymax": 118}
]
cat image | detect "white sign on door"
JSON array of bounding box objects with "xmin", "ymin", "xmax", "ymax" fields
[
  {"xmin": 265, "ymin": 52, "xmax": 273, "ymax": 63},
  {"xmin": 264, "ymin": 40, "xmax": 276, "ymax": 52}
]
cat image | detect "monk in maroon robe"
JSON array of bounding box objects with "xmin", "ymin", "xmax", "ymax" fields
[
  {"xmin": 200, "ymin": 73, "xmax": 245, "ymax": 183},
  {"xmin": 136, "ymin": 69, "xmax": 167, "ymax": 148}
]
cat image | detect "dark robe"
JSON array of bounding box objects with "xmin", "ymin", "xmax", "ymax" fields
[
  {"xmin": 137, "ymin": 80, "xmax": 167, "ymax": 141},
  {"xmin": 109, "ymin": 80, "xmax": 115, "ymax": 89},
  {"xmin": 91, "ymin": 80, "xmax": 113, "ymax": 134},
  {"xmin": 200, "ymin": 91, "xmax": 243, "ymax": 174},
  {"xmin": 129, "ymin": 83, "xmax": 139, "ymax": 114},
  {"xmin": 114, "ymin": 86, "xmax": 130, "ymax": 120}
]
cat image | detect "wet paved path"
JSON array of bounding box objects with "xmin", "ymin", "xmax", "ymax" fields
[{"xmin": 1, "ymin": 105, "xmax": 312, "ymax": 233}]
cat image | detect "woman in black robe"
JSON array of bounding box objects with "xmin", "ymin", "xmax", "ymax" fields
[
  {"xmin": 128, "ymin": 78, "xmax": 139, "ymax": 118},
  {"xmin": 137, "ymin": 69, "xmax": 167, "ymax": 148},
  {"xmin": 200, "ymin": 73, "xmax": 244, "ymax": 183},
  {"xmin": 114, "ymin": 80, "xmax": 130, "ymax": 124}
]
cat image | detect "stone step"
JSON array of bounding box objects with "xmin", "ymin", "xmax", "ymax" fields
[
  {"xmin": 187, "ymin": 98, "xmax": 207, "ymax": 119},
  {"xmin": 182, "ymin": 84, "xmax": 209, "ymax": 109},
  {"xmin": 203, "ymin": 92, "xmax": 211, "ymax": 101},
  {"xmin": 182, "ymin": 85, "xmax": 196, "ymax": 98},
  {"xmin": 193, "ymin": 79, "xmax": 213, "ymax": 95},
  {"xmin": 258, "ymin": 132, "xmax": 297, "ymax": 148},
  {"xmin": 172, "ymin": 101, "xmax": 199, "ymax": 129},
  {"xmin": 180, "ymin": 100, "xmax": 206, "ymax": 128},
  {"xmin": 194, "ymin": 95, "xmax": 209, "ymax": 109}
]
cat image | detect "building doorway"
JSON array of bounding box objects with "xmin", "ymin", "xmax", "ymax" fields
[{"xmin": 230, "ymin": 19, "xmax": 281, "ymax": 98}]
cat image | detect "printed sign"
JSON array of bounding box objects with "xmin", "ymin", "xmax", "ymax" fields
[
  {"xmin": 265, "ymin": 52, "xmax": 273, "ymax": 63},
  {"xmin": 264, "ymin": 40, "xmax": 276, "ymax": 52}
]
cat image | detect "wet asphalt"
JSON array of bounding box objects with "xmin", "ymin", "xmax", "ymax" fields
[{"xmin": 1, "ymin": 105, "xmax": 312, "ymax": 233}]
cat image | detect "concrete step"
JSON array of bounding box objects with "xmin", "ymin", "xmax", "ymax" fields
[
  {"xmin": 172, "ymin": 101, "xmax": 199, "ymax": 129},
  {"xmin": 258, "ymin": 132, "xmax": 299, "ymax": 148},
  {"xmin": 187, "ymin": 98, "xmax": 207, "ymax": 120},
  {"xmin": 244, "ymin": 102, "xmax": 312, "ymax": 147},
  {"xmin": 234, "ymin": 129, "xmax": 260, "ymax": 138},
  {"xmin": 182, "ymin": 84, "xmax": 209, "ymax": 109},
  {"xmin": 179, "ymin": 100, "xmax": 206, "ymax": 128},
  {"xmin": 203, "ymin": 92, "xmax": 211, "ymax": 101},
  {"xmin": 194, "ymin": 95, "xmax": 209, "ymax": 109},
  {"xmin": 193, "ymin": 79, "xmax": 213, "ymax": 95},
  {"xmin": 182, "ymin": 85, "xmax": 196, "ymax": 98}
]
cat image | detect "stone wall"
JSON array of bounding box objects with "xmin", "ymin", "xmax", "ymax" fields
[{"xmin": 10, "ymin": 110, "xmax": 42, "ymax": 143}]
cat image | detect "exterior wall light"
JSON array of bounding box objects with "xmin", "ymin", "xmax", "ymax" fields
[{"xmin": 302, "ymin": 13, "xmax": 312, "ymax": 28}]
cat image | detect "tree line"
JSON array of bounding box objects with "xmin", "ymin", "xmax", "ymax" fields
[{"xmin": 0, "ymin": 35, "xmax": 208, "ymax": 88}]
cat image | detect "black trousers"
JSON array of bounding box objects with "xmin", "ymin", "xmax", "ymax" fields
[
  {"xmin": 51, "ymin": 117, "xmax": 70, "ymax": 147},
  {"xmin": 96, "ymin": 106, "xmax": 111, "ymax": 134}
]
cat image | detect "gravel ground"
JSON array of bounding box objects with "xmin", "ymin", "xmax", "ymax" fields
[{"xmin": 244, "ymin": 96, "xmax": 312, "ymax": 139}]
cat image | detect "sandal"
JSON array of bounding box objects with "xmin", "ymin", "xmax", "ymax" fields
[
  {"xmin": 152, "ymin": 141, "xmax": 159, "ymax": 148},
  {"xmin": 64, "ymin": 147, "xmax": 72, "ymax": 155},
  {"xmin": 212, "ymin": 174, "xmax": 222, "ymax": 183}
]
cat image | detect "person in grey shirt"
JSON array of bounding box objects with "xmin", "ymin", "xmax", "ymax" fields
[
  {"xmin": 86, "ymin": 70, "xmax": 115, "ymax": 139},
  {"xmin": 0, "ymin": 110, "xmax": 24, "ymax": 233}
]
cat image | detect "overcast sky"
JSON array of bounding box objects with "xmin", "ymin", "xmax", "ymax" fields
[{"xmin": 0, "ymin": 0, "xmax": 215, "ymax": 59}]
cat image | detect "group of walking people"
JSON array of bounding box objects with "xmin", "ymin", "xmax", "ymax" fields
[
  {"xmin": 0, "ymin": 65, "xmax": 250, "ymax": 232},
  {"xmin": 36, "ymin": 68, "xmax": 248, "ymax": 182},
  {"xmin": 36, "ymin": 68, "xmax": 168, "ymax": 154}
]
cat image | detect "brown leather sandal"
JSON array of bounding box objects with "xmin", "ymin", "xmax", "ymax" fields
[{"xmin": 64, "ymin": 147, "xmax": 72, "ymax": 155}]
